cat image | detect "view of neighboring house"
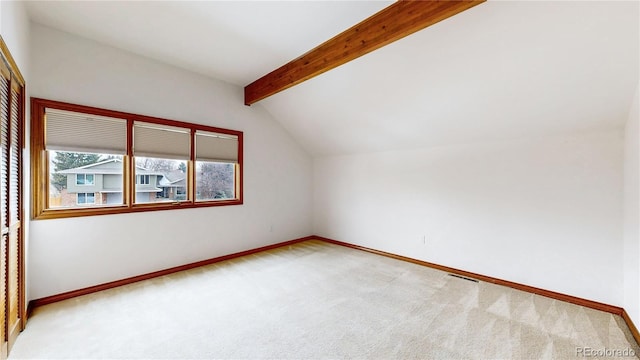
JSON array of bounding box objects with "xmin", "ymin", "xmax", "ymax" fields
[
  {"xmin": 158, "ymin": 170, "xmax": 187, "ymax": 201},
  {"xmin": 53, "ymin": 159, "xmax": 186, "ymax": 206}
]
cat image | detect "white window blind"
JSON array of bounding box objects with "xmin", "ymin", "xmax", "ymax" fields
[
  {"xmin": 195, "ymin": 130, "xmax": 238, "ymax": 163},
  {"xmin": 45, "ymin": 108, "xmax": 127, "ymax": 154},
  {"xmin": 134, "ymin": 122, "xmax": 190, "ymax": 159}
]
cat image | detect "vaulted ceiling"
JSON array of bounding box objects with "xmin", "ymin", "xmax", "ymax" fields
[{"xmin": 26, "ymin": 1, "xmax": 639, "ymax": 156}]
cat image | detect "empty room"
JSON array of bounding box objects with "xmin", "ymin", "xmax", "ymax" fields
[{"xmin": 0, "ymin": 0, "xmax": 638, "ymax": 358}]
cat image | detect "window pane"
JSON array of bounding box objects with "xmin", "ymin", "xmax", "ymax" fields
[
  {"xmin": 133, "ymin": 122, "xmax": 190, "ymax": 159},
  {"xmin": 45, "ymin": 108, "xmax": 127, "ymax": 154},
  {"xmin": 75, "ymin": 174, "xmax": 95, "ymax": 186},
  {"xmin": 134, "ymin": 157, "xmax": 187, "ymax": 204},
  {"xmin": 195, "ymin": 130, "xmax": 238, "ymax": 163},
  {"xmin": 49, "ymin": 151, "xmax": 124, "ymax": 209},
  {"xmin": 136, "ymin": 175, "xmax": 151, "ymax": 185},
  {"xmin": 196, "ymin": 161, "xmax": 235, "ymax": 201},
  {"xmin": 77, "ymin": 192, "xmax": 95, "ymax": 205}
]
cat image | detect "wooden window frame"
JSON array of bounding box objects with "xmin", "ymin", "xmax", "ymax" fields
[{"xmin": 31, "ymin": 98, "xmax": 244, "ymax": 220}]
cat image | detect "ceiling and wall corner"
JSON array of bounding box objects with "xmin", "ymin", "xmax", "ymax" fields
[
  {"xmin": 261, "ymin": 1, "xmax": 639, "ymax": 156},
  {"xmin": 24, "ymin": 1, "xmax": 392, "ymax": 87},
  {"xmin": 24, "ymin": 1, "xmax": 638, "ymax": 156}
]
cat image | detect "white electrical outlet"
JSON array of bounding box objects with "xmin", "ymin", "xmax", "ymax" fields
[{"xmin": 422, "ymin": 235, "xmax": 426, "ymax": 244}]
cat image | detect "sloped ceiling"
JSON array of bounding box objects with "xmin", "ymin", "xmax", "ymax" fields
[{"xmin": 26, "ymin": 1, "xmax": 639, "ymax": 156}]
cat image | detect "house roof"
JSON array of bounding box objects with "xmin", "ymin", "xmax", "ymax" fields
[
  {"xmin": 161, "ymin": 170, "xmax": 186, "ymax": 184},
  {"xmin": 57, "ymin": 158, "xmax": 164, "ymax": 175},
  {"xmin": 158, "ymin": 170, "xmax": 186, "ymax": 187},
  {"xmin": 56, "ymin": 159, "xmax": 190, "ymax": 190},
  {"xmin": 25, "ymin": 2, "xmax": 639, "ymax": 156}
]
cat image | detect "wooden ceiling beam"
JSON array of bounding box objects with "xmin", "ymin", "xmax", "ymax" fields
[{"xmin": 244, "ymin": 0, "xmax": 485, "ymax": 106}]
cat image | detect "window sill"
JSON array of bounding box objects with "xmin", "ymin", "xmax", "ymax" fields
[{"xmin": 33, "ymin": 199, "xmax": 243, "ymax": 220}]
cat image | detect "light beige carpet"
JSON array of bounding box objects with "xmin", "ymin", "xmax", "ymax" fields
[{"xmin": 11, "ymin": 240, "xmax": 640, "ymax": 359}]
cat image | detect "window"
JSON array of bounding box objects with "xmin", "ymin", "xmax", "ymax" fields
[
  {"xmin": 31, "ymin": 98, "xmax": 243, "ymax": 219},
  {"xmin": 44, "ymin": 106, "xmax": 126, "ymax": 210},
  {"xmin": 195, "ymin": 130, "xmax": 238, "ymax": 202},
  {"xmin": 136, "ymin": 175, "xmax": 150, "ymax": 185},
  {"xmin": 76, "ymin": 174, "xmax": 95, "ymax": 186},
  {"xmin": 133, "ymin": 121, "xmax": 190, "ymax": 204},
  {"xmin": 49, "ymin": 151, "xmax": 124, "ymax": 209},
  {"xmin": 196, "ymin": 161, "xmax": 235, "ymax": 201},
  {"xmin": 77, "ymin": 192, "xmax": 95, "ymax": 205}
]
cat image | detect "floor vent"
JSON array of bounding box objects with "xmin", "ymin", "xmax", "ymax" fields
[{"xmin": 448, "ymin": 273, "xmax": 479, "ymax": 283}]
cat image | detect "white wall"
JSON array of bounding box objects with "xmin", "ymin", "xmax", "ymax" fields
[
  {"xmin": 624, "ymin": 84, "xmax": 639, "ymax": 324},
  {"xmin": 28, "ymin": 24, "xmax": 312, "ymax": 300},
  {"xmin": 1, "ymin": 1, "xmax": 29, "ymax": 72},
  {"xmin": 314, "ymin": 131, "xmax": 624, "ymax": 306},
  {"xmin": 1, "ymin": 0, "xmax": 30, "ymax": 306}
]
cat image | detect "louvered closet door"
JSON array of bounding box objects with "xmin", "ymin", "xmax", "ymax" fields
[
  {"xmin": 0, "ymin": 63, "xmax": 9, "ymax": 360},
  {"xmin": 0, "ymin": 40, "xmax": 24, "ymax": 360},
  {"xmin": 5, "ymin": 80, "xmax": 21, "ymax": 351}
]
